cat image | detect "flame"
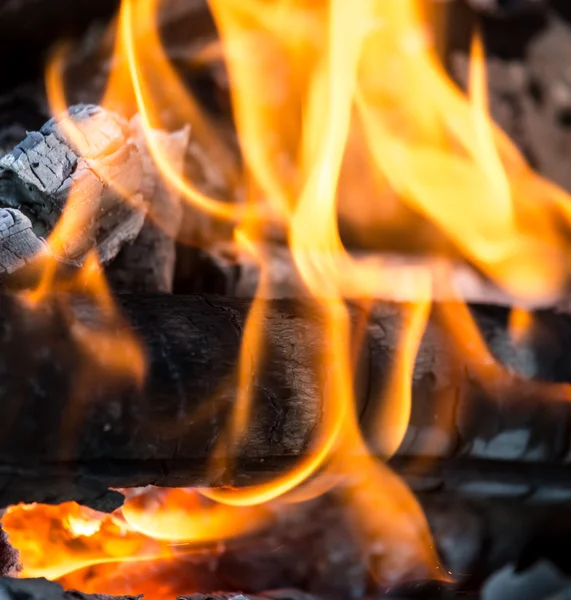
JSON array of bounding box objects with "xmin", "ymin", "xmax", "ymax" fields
[
  {"xmin": 7, "ymin": 0, "xmax": 571, "ymax": 595},
  {"xmin": 4, "ymin": 488, "xmax": 272, "ymax": 583},
  {"xmin": 509, "ymin": 306, "xmax": 534, "ymax": 345}
]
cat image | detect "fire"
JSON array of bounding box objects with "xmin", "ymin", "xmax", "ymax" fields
[{"xmin": 5, "ymin": 0, "xmax": 571, "ymax": 596}]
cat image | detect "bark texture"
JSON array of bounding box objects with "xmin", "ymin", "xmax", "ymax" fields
[
  {"xmin": 0, "ymin": 294, "xmax": 569, "ymax": 509},
  {"xmin": 0, "ymin": 104, "xmax": 145, "ymax": 264}
]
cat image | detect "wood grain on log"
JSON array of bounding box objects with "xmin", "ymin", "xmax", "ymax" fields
[
  {"xmin": 0, "ymin": 209, "xmax": 46, "ymax": 274},
  {"xmin": 0, "ymin": 294, "xmax": 570, "ymax": 508}
]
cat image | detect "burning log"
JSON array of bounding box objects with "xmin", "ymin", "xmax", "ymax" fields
[
  {"xmin": 0, "ymin": 293, "xmax": 569, "ymax": 509},
  {"xmin": 206, "ymin": 243, "xmax": 558, "ymax": 308},
  {"xmin": 106, "ymin": 118, "xmax": 190, "ymax": 293},
  {"xmin": 0, "ymin": 104, "xmax": 145, "ymax": 265},
  {"xmin": 0, "ymin": 104, "xmax": 195, "ymax": 292}
]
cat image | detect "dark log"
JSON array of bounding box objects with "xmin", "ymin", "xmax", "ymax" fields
[{"xmin": 0, "ymin": 294, "xmax": 569, "ymax": 509}]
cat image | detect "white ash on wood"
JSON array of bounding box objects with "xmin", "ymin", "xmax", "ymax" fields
[
  {"xmin": 0, "ymin": 104, "xmax": 146, "ymax": 264},
  {"xmin": 0, "ymin": 104, "xmax": 199, "ymax": 292}
]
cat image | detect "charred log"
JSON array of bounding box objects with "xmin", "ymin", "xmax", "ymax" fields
[
  {"xmin": 0, "ymin": 104, "xmax": 145, "ymax": 265},
  {"xmin": 0, "ymin": 294, "xmax": 568, "ymax": 508},
  {"xmin": 204, "ymin": 243, "xmax": 560, "ymax": 308}
]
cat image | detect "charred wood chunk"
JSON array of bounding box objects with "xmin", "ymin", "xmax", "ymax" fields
[
  {"xmin": 106, "ymin": 117, "xmax": 190, "ymax": 293},
  {"xmin": 0, "ymin": 208, "xmax": 46, "ymax": 275},
  {"xmin": 0, "ymin": 104, "xmax": 145, "ymax": 264}
]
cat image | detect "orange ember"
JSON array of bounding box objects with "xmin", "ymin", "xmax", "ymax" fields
[{"xmin": 5, "ymin": 0, "xmax": 571, "ymax": 597}]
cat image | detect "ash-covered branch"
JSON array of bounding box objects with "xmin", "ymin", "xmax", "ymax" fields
[
  {"xmin": 0, "ymin": 104, "xmax": 198, "ymax": 284},
  {"xmin": 0, "ymin": 104, "xmax": 145, "ymax": 266},
  {"xmin": 0, "ymin": 577, "xmax": 139, "ymax": 600},
  {"xmin": 0, "ymin": 209, "xmax": 46, "ymax": 275}
]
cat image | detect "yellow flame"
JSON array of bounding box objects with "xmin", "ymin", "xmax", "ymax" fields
[
  {"xmin": 509, "ymin": 306, "xmax": 534, "ymax": 345},
  {"xmin": 11, "ymin": 0, "xmax": 571, "ymax": 592},
  {"xmin": 119, "ymin": 0, "xmax": 243, "ymax": 221},
  {"xmin": 373, "ymin": 297, "xmax": 432, "ymax": 457}
]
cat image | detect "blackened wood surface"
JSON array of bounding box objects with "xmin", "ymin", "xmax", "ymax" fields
[{"xmin": 0, "ymin": 294, "xmax": 570, "ymax": 508}]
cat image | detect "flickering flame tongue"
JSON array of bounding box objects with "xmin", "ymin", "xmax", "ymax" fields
[{"xmin": 6, "ymin": 0, "xmax": 571, "ymax": 596}]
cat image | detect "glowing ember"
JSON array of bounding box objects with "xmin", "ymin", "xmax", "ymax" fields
[{"xmin": 5, "ymin": 0, "xmax": 571, "ymax": 597}]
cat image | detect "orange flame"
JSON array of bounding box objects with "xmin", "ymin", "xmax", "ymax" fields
[{"xmin": 7, "ymin": 0, "xmax": 571, "ymax": 595}]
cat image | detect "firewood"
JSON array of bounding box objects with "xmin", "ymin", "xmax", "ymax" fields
[
  {"xmin": 106, "ymin": 118, "xmax": 190, "ymax": 293},
  {"xmin": 42, "ymin": 491, "xmax": 571, "ymax": 594},
  {"xmin": 209, "ymin": 243, "xmax": 554, "ymax": 308},
  {"xmin": 0, "ymin": 293, "xmax": 569, "ymax": 509},
  {"xmin": 0, "ymin": 104, "xmax": 146, "ymax": 265},
  {"xmin": 0, "ymin": 104, "xmax": 202, "ymax": 288},
  {"xmin": 0, "ymin": 209, "xmax": 46, "ymax": 275}
]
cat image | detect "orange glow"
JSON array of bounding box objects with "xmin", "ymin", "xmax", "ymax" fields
[
  {"xmin": 121, "ymin": 488, "xmax": 270, "ymax": 542},
  {"xmin": 509, "ymin": 306, "xmax": 534, "ymax": 345},
  {"xmin": 3, "ymin": 501, "xmax": 172, "ymax": 581},
  {"xmin": 4, "ymin": 488, "xmax": 272, "ymax": 583},
  {"xmin": 119, "ymin": 0, "xmax": 243, "ymax": 221},
  {"xmin": 372, "ymin": 298, "xmax": 432, "ymax": 458},
  {"xmin": 9, "ymin": 0, "xmax": 571, "ymax": 594}
]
